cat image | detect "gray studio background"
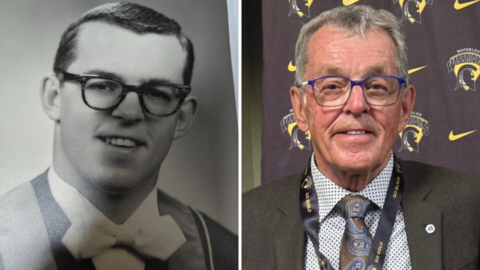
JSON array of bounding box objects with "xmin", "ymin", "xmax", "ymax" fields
[{"xmin": 0, "ymin": 0, "xmax": 238, "ymax": 233}]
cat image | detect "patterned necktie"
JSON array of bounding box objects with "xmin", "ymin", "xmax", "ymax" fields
[{"xmin": 336, "ymin": 195, "xmax": 373, "ymax": 270}]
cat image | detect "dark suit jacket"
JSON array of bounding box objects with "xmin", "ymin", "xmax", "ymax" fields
[
  {"xmin": 243, "ymin": 160, "xmax": 480, "ymax": 270},
  {"xmin": 0, "ymin": 171, "xmax": 237, "ymax": 270}
]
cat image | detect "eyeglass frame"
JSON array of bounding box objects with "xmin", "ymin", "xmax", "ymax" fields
[
  {"xmin": 55, "ymin": 70, "xmax": 191, "ymax": 117},
  {"xmin": 298, "ymin": 75, "xmax": 406, "ymax": 107}
]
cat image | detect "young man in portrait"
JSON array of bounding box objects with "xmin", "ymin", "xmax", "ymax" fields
[{"xmin": 0, "ymin": 3, "xmax": 237, "ymax": 270}]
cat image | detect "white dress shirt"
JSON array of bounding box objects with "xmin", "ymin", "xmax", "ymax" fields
[
  {"xmin": 48, "ymin": 166, "xmax": 185, "ymax": 270},
  {"xmin": 304, "ymin": 153, "xmax": 412, "ymax": 270}
]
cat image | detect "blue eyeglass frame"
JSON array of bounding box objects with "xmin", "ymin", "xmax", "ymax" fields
[
  {"xmin": 298, "ymin": 75, "xmax": 406, "ymax": 107},
  {"xmin": 55, "ymin": 70, "xmax": 191, "ymax": 117}
]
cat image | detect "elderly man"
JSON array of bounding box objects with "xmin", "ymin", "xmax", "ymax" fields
[
  {"xmin": 243, "ymin": 5, "xmax": 480, "ymax": 270},
  {"xmin": 0, "ymin": 3, "xmax": 236, "ymax": 270}
]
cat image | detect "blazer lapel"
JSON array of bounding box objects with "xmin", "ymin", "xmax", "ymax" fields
[
  {"xmin": 33, "ymin": 172, "xmax": 169, "ymax": 270},
  {"xmin": 32, "ymin": 171, "xmax": 96, "ymax": 270},
  {"xmin": 400, "ymin": 160, "xmax": 442, "ymax": 270},
  {"xmin": 273, "ymin": 173, "xmax": 306, "ymax": 270}
]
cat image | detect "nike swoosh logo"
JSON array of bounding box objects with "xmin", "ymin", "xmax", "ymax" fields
[
  {"xmin": 449, "ymin": 130, "xmax": 476, "ymax": 141},
  {"xmin": 343, "ymin": 0, "xmax": 362, "ymax": 6},
  {"xmin": 408, "ymin": 66, "xmax": 427, "ymax": 74},
  {"xmin": 288, "ymin": 61, "xmax": 296, "ymax": 72},
  {"xmin": 454, "ymin": 0, "xmax": 480, "ymax": 10}
]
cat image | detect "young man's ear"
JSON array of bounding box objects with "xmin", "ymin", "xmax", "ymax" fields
[
  {"xmin": 173, "ymin": 95, "xmax": 198, "ymax": 140},
  {"xmin": 40, "ymin": 74, "xmax": 61, "ymax": 121}
]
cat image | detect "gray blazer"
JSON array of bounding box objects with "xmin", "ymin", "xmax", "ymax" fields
[
  {"xmin": 0, "ymin": 171, "xmax": 237, "ymax": 270},
  {"xmin": 242, "ymin": 160, "xmax": 480, "ymax": 270}
]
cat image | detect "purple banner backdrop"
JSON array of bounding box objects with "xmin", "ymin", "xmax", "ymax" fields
[{"xmin": 262, "ymin": 0, "xmax": 480, "ymax": 183}]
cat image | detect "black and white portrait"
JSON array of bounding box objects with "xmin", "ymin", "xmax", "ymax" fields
[{"xmin": 0, "ymin": 1, "xmax": 238, "ymax": 269}]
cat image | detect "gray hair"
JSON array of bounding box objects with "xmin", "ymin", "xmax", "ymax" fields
[{"xmin": 294, "ymin": 5, "xmax": 408, "ymax": 86}]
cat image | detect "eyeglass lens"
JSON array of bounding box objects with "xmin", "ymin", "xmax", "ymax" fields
[
  {"xmin": 313, "ymin": 76, "xmax": 400, "ymax": 106},
  {"xmin": 84, "ymin": 78, "xmax": 181, "ymax": 115}
]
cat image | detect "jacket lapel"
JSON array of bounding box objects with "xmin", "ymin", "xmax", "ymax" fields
[
  {"xmin": 400, "ymin": 159, "xmax": 442, "ymax": 270},
  {"xmin": 32, "ymin": 171, "xmax": 96, "ymax": 270},
  {"xmin": 269, "ymin": 160, "xmax": 444, "ymax": 270},
  {"xmin": 273, "ymin": 173, "xmax": 306, "ymax": 270}
]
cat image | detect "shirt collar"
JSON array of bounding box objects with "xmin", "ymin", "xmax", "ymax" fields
[
  {"xmin": 311, "ymin": 152, "xmax": 394, "ymax": 222},
  {"xmin": 48, "ymin": 166, "xmax": 159, "ymax": 228}
]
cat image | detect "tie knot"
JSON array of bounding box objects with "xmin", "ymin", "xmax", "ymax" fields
[{"xmin": 336, "ymin": 195, "xmax": 371, "ymax": 219}]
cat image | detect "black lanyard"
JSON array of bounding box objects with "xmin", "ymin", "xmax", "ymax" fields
[{"xmin": 299, "ymin": 156, "xmax": 405, "ymax": 270}]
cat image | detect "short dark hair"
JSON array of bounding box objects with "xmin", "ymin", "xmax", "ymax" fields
[{"xmin": 53, "ymin": 2, "xmax": 194, "ymax": 85}]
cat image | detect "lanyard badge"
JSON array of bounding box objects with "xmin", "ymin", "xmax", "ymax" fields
[{"xmin": 299, "ymin": 157, "xmax": 405, "ymax": 270}]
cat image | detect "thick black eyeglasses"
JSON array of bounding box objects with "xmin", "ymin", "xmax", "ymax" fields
[
  {"xmin": 56, "ymin": 70, "xmax": 191, "ymax": 117},
  {"xmin": 298, "ymin": 75, "xmax": 406, "ymax": 107}
]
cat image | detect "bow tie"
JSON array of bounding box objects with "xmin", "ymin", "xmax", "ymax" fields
[{"xmin": 62, "ymin": 213, "xmax": 187, "ymax": 261}]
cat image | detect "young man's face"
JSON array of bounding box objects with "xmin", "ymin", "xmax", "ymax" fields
[{"xmin": 56, "ymin": 21, "xmax": 188, "ymax": 193}]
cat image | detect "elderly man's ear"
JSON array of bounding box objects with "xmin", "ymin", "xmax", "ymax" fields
[
  {"xmin": 173, "ymin": 95, "xmax": 198, "ymax": 140},
  {"xmin": 397, "ymin": 84, "xmax": 416, "ymax": 132},
  {"xmin": 290, "ymin": 86, "xmax": 310, "ymax": 132},
  {"xmin": 40, "ymin": 74, "xmax": 61, "ymax": 121}
]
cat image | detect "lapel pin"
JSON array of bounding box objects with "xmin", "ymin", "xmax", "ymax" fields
[{"xmin": 425, "ymin": 224, "xmax": 435, "ymax": 234}]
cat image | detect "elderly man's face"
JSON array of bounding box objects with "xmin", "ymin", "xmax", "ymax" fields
[
  {"xmin": 56, "ymin": 22, "xmax": 188, "ymax": 192},
  {"xmin": 292, "ymin": 25, "xmax": 414, "ymax": 177}
]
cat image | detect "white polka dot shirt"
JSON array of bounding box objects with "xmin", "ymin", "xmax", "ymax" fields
[{"xmin": 304, "ymin": 153, "xmax": 412, "ymax": 270}]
